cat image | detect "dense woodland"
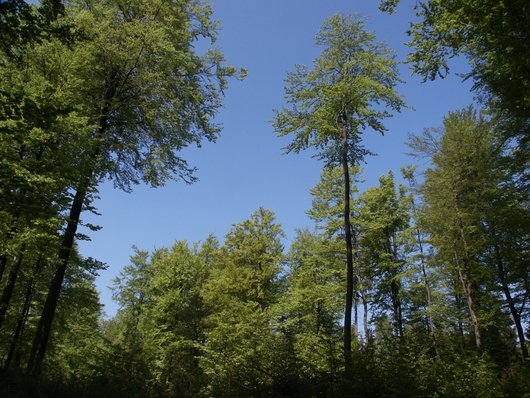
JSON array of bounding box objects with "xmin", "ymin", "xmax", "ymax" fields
[{"xmin": 0, "ymin": 0, "xmax": 529, "ymax": 397}]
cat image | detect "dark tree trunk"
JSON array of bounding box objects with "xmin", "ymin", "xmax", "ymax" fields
[
  {"xmin": 0, "ymin": 256, "xmax": 7, "ymax": 282},
  {"xmin": 341, "ymin": 116, "xmax": 354, "ymax": 377},
  {"xmin": 26, "ymin": 185, "xmax": 88, "ymax": 375},
  {"xmin": 0, "ymin": 251, "xmax": 24, "ymax": 329},
  {"xmin": 390, "ymin": 279, "xmax": 403, "ymax": 338},
  {"xmin": 494, "ymin": 245, "xmax": 529, "ymax": 360},
  {"xmin": 3, "ymin": 258, "xmax": 43, "ymax": 371}
]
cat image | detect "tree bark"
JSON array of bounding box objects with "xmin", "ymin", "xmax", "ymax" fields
[
  {"xmin": 341, "ymin": 115, "xmax": 354, "ymax": 377},
  {"xmin": 352, "ymin": 229, "xmax": 360, "ymax": 338},
  {"xmin": 456, "ymin": 221, "xmax": 482, "ymax": 355},
  {"xmin": 26, "ymin": 185, "xmax": 89, "ymax": 375},
  {"xmin": 0, "ymin": 251, "xmax": 24, "ymax": 329},
  {"xmin": 362, "ymin": 288, "xmax": 369, "ymax": 346},
  {"xmin": 454, "ymin": 245, "xmax": 481, "ymax": 354}
]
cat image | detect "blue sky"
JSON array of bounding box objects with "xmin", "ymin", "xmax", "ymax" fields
[{"xmin": 78, "ymin": 0, "xmax": 475, "ymax": 317}]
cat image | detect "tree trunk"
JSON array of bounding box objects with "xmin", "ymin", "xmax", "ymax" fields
[
  {"xmin": 0, "ymin": 251, "xmax": 24, "ymax": 329},
  {"xmin": 0, "ymin": 256, "xmax": 7, "ymax": 282},
  {"xmin": 352, "ymin": 229, "xmax": 360, "ymax": 338},
  {"xmin": 456, "ymin": 221, "xmax": 482, "ymax": 355},
  {"xmin": 4, "ymin": 258, "xmax": 43, "ymax": 371},
  {"xmin": 494, "ymin": 245, "xmax": 529, "ymax": 360},
  {"xmin": 362, "ymin": 288, "xmax": 369, "ymax": 346},
  {"xmin": 26, "ymin": 186, "xmax": 88, "ymax": 375},
  {"xmin": 390, "ymin": 279, "xmax": 402, "ymax": 338},
  {"xmin": 341, "ymin": 116, "xmax": 354, "ymax": 377},
  {"xmin": 26, "ymin": 84, "xmax": 114, "ymax": 374},
  {"xmin": 386, "ymin": 232, "xmax": 403, "ymax": 338}
]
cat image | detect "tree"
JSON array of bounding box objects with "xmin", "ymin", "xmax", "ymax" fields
[
  {"xmin": 199, "ymin": 208, "xmax": 286, "ymax": 397},
  {"xmin": 273, "ymin": 13, "xmax": 405, "ymax": 376},
  {"xmin": 401, "ymin": 165, "xmax": 437, "ymax": 353},
  {"xmin": 307, "ymin": 165, "xmax": 370, "ymax": 343},
  {"xmin": 281, "ymin": 229, "xmax": 344, "ymax": 395},
  {"xmin": 0, "ymin": 0, "xmax": 90, "ymax": 335},
  {"xmin": 381, "ymin": 0, "xmax": 529, "ymax": 142},
  {"xmin": 27, "ymin": 0, "xmax": 241, "ymax": 374},
  {"xmin": 358, "ymin": 171, "xmax": 414, "ymax": 340},
  {"xmin": 141, "ymin": 239, "xmax": 214, "ymax": 397},
  {"xmin": 408, "ymin": 107, "xmax": 526, "ymax": 359}
]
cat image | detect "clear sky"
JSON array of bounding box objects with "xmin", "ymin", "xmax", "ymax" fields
[{"xmin": 78, "ymin": 0, "xmax": 475, "ymax": 317}]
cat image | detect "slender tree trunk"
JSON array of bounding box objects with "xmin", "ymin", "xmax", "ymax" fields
[
  {"xmin": 352, "ymin": 229, "xmax": 359, "ymax": 339},
  {"xmin": 458, "ymin": 267, "xmax": 481, "ymax": 354},
  {"xmin": 390, "ymin": 279, "xmax": 403, "ymax": 338},
  {"xmin": 340, "ymin": 115, "xmax": 354, "ymax": 377},
  {"xmin": 494, "ymin": 245, "xmax": 529, "ymax": 360},
  {"xmin": 386, "ymin": 233, "xmax": 403, "ymax": 338},
  {"xmin": 3, "ymin": 258, "xmax": 43, "ymax": 371},
  {"xmin": 450, "ymin": 181, "xmax": 482, "ymax": 354},
  {"xmin": 456, "ymin": 221, "xmax": 482, "ymax": 354},
  {"xmin": 362, "ymin": 288, "xmax": 369, "ymax": 345},
  {"xmin": 0, "ymin": 251, "xmax": 24, "ymax": 329},
  {"xmin": 26, "ymin": 185, "xmax": 89, "ymax": 375}
]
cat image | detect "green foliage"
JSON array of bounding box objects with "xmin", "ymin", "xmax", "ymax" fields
[
  {"xmin": 358, "ymin": 171, "xmax": 413, "ymax": 337},
  {"xmin": 273, "ymin": 13, "xmax": 405, "ymax": 164},
  {"xmin": 381, "ymin": 0, "xmax": 530, "ymax": 142},
  {"xmin": 1, "ymin": 3, "xmax": 528, "ymax": 397},
  {"xmin": 307, "ymin": 165, "xmax": 361, "ymax": 236},
  {"xmin": 200, "ymin": 208, "xmax": 286, "ymax": 397},
  {"xmin": 281, "ymin": 230, "xmax": 344, "ymax": 386}
]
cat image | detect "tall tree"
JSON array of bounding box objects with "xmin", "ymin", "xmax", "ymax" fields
[
  {"xmin": 27, "ymin": 0, "xmax": 241, "ymax": 374},
  {"xmin": 141, "ymin": 239, "xmax": 214, "ymax": 397},
  {"xmin": 307, "ymin": 165, "xmax": 370, "ymax": 342},
  {"xmin": 408, "ymin": 107, "xmax": 526, "ymax": 357},
  {"xmin": 0, "ymin": 0, "xmax": 89, "ymax": 334},
  {"xmin": 273, "ymin": 14, "xmax": 405, "ymax": 376}
]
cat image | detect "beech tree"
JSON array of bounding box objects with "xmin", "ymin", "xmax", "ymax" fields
[
  {"xmin": 200, "ymin": 208, "xmax": 286, "ymax": 397},
  {"xmin": 281, "ymin": 229, "xmax": 344, "ymax": 393},
  {"xmin": 26, "ymin": 0, "xmax": 241, "ymax": 374},
  {"xmin": 273, "ymin": 14, "xmax": 404, "ymax": 376},
  {"xmin": 408, "ymin": 107, "xmax": 526, "ymax": 358}
]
